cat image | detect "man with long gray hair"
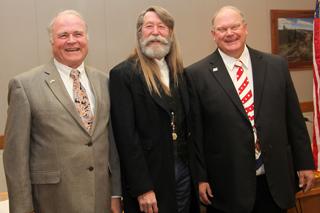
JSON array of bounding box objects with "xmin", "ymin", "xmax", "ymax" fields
[{"xmin": 109, "ymin": 6, "xmax": 200, "ymax": 213}]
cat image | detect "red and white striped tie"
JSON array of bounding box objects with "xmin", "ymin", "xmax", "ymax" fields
[{"xmin": 234, "ymin": 60, "xmax": 263, "ymax": 171}]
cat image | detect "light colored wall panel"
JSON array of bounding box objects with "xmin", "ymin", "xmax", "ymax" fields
[
  {"xmin": 105, "ymin": 1, "xmax": 139, "ymax": 70},
  {"xmin": 0, "ymin": 1, "xmax": 38, "ymax": 133},
  {"xmin": 266, "ymin": 0, "xmax": 314, "ymax": 10},
  {"xmin": 291, "ymin": 70, "xmax": 313, "ymax": 102},
  {"xmin": 0, "ymin": 0, "xmax": 39, "ymax": 191},
  {"xmin": 84, "ymin": 0, "xmax": 108, "ymax": 71},
  {"xmin": 174, "ymin": 0, "xmax": 218, "ymax": 66}
]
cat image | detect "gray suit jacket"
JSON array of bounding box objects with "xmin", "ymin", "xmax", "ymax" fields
[{"xmin": 3, "ymin": 60, "xmax": 121, "ymax": 213}]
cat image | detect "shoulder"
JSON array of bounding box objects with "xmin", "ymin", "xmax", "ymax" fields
[
  {"xmin": 10, "ymin": 64, "xmax": 48, "ymax": 87},
  {"xmin": 14, "ymin": 65, "xmax": 45, "ymax": 80},
  {"xmin": 109, "ymin": 58, "xmax": 140, "ymax": 80},
  {"xmin": 111, "ymin": 58, "xmax": 137, "ymax": 73},
  {"xmin": 249, "ymin": 47, "xmax": 289, "ymax": 80},
  {"xmin": 248, "ymin": 47, "xmax": 286, "ymax": 65},
  {"xmin": 185, "ymin": 52, "xmax": 217, "ymax": 80},
  {"xmin": 86, "ymin": 65, "xmax": 104, "ymax": 73},
  {"xmin": 86, "ymin": 65, "xmax": 107, "ymax": 78},
  {"xmin": 7, "ymin": 64, "xmax": 51, "ymax": 101},
  {"xmin": 186, "ymin": 54, "xmax": 214, "ymax": 71}
]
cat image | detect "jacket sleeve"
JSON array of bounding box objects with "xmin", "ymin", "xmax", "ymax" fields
[
  {"xmin": 109, "ymin": 65, "xmax": 154, "ymax": 197},
  {"xmin": 3, "ymin": 78, "xmax": 34, "ymax": 213},
  {"xmin": 185, "ymin": 70, "xmax": 208, "ymax": 182},
  {"xmin": 108, "ymin": 123, "xmax": 122, "ymax": 197},
  {"xmin": 282, "ymin": 59, "xmax": 315, "ymax": 170}
]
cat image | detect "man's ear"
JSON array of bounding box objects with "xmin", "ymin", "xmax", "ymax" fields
[{"xmin": 210, "ymin": 29, "xmax": 216, "ymax": 41}]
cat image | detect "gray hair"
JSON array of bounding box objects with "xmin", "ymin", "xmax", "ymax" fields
[
  {"xmin": 47, "ymin": 10, "xmax": 88, "ymax": 43},
  {"xmin": 136, "ymin": 6, "xmax": 175, "ymax": 40},
  {"xmin": 131, "ymin": 6, "xmax": 184, "ymax": 96}
]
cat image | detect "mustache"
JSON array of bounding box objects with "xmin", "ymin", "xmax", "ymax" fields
[{"xmin": 141, "ymin": 35, "xmax": 170, "ymax": 46}]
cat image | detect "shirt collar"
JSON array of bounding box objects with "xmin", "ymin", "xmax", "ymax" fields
[
  {"xmin": 54, "ymin": 58, "xmax": 85, "ymax": 77},
  {"xmin": 155, "ymin": 58, "xmax": 167, "ymax": 68},
  {"xmin": 218, "ymin": 45, "xmax": 250, "ymax": 70}
]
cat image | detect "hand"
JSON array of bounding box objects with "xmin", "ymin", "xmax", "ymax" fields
[
  {"xmin": 111, "ymin": 197, "xmax": 122, "ymax": 213},
  {"xmin": 199, "ymin": 182, "xmax": 213, "ymax": 205},
  {"xmin": 137, "ymin": 190, "xmax": 158, "ymax": 213},
  {"xmin": 298, "ymin": 170, "xmax": 315, "ymax": 192}
]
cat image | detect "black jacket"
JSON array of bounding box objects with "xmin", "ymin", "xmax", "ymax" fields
[{"xmin": 109, "ymin": 58, "xmax": 199, "ymax": 213}]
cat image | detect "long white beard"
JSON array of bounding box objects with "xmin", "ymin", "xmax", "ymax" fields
[{"xmin": 140, "ymin": 35, "xmax": 171, "ymax": 59}]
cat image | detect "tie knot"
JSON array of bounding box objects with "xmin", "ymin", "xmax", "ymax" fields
[
  {"xmin": 70, "ymin": 69, "xmax": 80, "ymax": 80},
  {"xmin": 234, "ymin": 60, "xmax": 243, "ymax": 68}
]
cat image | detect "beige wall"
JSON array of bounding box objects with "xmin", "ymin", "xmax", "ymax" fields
[{"xmin": 0, "ymin": 0, "xmax": 314, "ymax": 191}]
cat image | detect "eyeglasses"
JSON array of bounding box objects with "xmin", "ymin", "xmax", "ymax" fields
[{"xmin": 214, "ymin": 23, "xmax": 243, "ymax": 34}]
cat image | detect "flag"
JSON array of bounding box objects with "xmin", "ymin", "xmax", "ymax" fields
[{"xmin": 313, "ymin": 0, "xmax": 320, "ymax": 170}]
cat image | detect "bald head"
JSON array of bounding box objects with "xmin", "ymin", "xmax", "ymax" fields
[
  {"xmin": 48, "ymin": 10, "xmax": 88, "ymax": 43},
  {"xmin": 211, "ymin": 6, "xmax": 245, "ymax": 30}
]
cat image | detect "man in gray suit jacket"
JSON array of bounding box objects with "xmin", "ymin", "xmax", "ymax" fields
[{"xmin": 3, "ymin": 10, "xmax": 121, "ymax": 213}]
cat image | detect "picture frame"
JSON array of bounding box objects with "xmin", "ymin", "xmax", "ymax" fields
[{"xmin": 270, "ymin": 10, "xmax": 313, "ymax": 70}]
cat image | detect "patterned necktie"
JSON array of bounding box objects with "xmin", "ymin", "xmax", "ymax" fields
[
  {"xmin": 70, "ymin": 69, "xmax": 94, "ymax": 131},
  {"xmin": 234, "ymin": 60, "xmax": 263, "ymax": 171}
]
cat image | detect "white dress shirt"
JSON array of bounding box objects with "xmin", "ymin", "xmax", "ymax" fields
[
  {"xmin": 218, "ymin": 46, "xmax": 254, "ymax": 97},
  {"xmin": 155, "ymin": 58, "xmax": 170, "ymax": 87},
  {"xmin": 54, "ymin": 59, "xmax": 95, "ymax": 114}
]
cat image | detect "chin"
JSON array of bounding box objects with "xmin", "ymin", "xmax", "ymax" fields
[{"xmin": 226, "ymin": 45, "xmax": 243, "ymax": 52}]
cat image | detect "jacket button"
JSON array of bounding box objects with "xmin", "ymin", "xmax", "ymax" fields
[
  {"xmin": 87, "ymin": 142, "xmax": 93, "ymax": 147},
  {"xmin": 88, "ymin": 166, "xmax": 94, "ymax": 171}
]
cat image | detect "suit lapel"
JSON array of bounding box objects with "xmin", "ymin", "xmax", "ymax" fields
[
  {"xmin": 137, "ymin": 67, "xmax": 171, "ymax": 114},
  {"xmin": 44, "ymin": 61, "xmax": 90, "ymax": 134},
  {"xmin": 249, "ymin": 48, "xmax": 267, "ymax": 120},
  {"xmin": 150, "ymin": 90, "xmax": 171, "ymax": 114},
  {"xmin": 209, "ymin": 50, "xmax": 248, "ymax": 119}
]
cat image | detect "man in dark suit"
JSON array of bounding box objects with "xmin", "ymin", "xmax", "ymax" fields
[
  {"xmin": 3, "ymin": 10, "xmax": 121, "ymax": 213},
  {"xmin": 186, "ymin": 5, "xmax": 315, "ymax": 213},
  {"xmin": 109, "ymin": 6, "xmax": 199, "ymax": 213}
]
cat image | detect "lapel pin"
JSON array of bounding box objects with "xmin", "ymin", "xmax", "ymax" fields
[
  {"xmin": 49, "ymin": 79, "xmax": 56, "ymax": 84},
  {"xmin": 212, "ymin": 67, "xmax": 218, "ymax": 72}
]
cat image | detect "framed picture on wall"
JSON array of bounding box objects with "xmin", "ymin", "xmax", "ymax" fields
[{"xmin": 270, "ymin": 10, "xmax": 313, "ymax": 70}]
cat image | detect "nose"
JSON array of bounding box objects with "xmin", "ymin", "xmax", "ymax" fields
[
  {"xmin": 67, "ymin": 34, "xmax": 76, "ymax": 43},
  {"xmin": 151, "ymin": 26, "xmax": 160, "ymax": 35},
  {"xmin": 226, "ymin": 28, "xmax": 233, "ymax": 35}
]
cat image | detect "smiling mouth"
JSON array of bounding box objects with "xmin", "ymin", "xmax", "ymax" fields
[
  {"xmin": 224, "ymin": 39, "xmax": 239, "ymax": 45},
  {"xmin": 148, "ymin": 40, "xmax": 162, "ymax": 44},
  {"xmin": 65, "ymin": 48, "xmax": 80, "ymax": 52}
]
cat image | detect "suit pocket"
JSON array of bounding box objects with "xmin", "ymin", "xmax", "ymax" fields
[{"xmin": 30, "ymin": 171, "xmax": 61, "ymax": 184}]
